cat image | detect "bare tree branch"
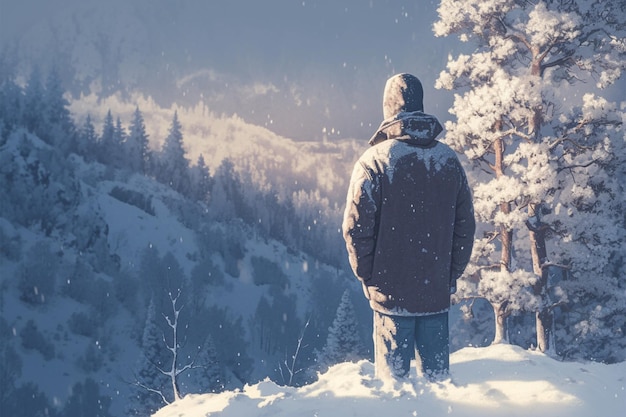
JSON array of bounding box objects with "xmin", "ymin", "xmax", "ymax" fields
[{"xmin": 133, "ymin": 380, "xmax": 170, "ymax": 406}]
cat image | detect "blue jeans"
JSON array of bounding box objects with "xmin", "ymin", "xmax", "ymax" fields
[{"xmin": 373, "ymin": 311, "xmax": 449, "ymax": 380}]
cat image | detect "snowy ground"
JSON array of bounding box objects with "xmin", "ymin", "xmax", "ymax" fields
[{"xmin": 153, "ymin": 344, "xmax": 625, "ymax": 417}]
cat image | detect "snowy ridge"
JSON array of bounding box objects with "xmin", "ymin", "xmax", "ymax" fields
[
  {"xmin": 68, "ymin": 91, "xmax": 364, "ymax": 205},
  {"xmin": 154, "ymin": 344, "xmax": 626, "ymax": 417}
]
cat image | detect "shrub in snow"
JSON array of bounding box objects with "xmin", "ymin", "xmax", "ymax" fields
[
  {"xmin": 20, "ymin": 319, "xmax": 55, "ymax": 360},
  {"xmin": 18, "ymin": 241, "xmax": 59, "ymax": 305}
]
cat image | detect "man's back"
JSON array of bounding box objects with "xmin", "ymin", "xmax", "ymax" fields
[{"xmin": 343, "ymin": 112, "xmax": 474, "ymax": 315}]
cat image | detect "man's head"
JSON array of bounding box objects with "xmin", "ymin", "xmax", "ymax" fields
[{"xmin": 382, "ymin": 73, "xmax": 424, "ymax": 119}]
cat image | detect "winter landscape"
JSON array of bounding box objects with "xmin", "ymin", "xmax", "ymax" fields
[{"xmin": 0, "ymin": 1, "xmax": 624, "ymax": 417}]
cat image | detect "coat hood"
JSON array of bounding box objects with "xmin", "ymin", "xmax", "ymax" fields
[
  {"xmin": 382, "ymin": 73, "xmax": 424, "ymax": 119},
  {"xmin": 368, "ymin": 111, "xmax": 444, "ymax": 147}
]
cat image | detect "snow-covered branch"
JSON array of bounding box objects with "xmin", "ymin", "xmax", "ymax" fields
[
  {"xmin": 133, "ymin": 380, "xmax": 170, "ymax": 406},
  {"xmin": 279, "ymin": 315, "xmax": 310, "ymax": 386},
  {"xmin": 557, "ymin": 158, "xmax": 601, "ymax": 173}
]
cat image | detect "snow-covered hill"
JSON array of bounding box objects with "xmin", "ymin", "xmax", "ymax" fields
[
  {"xmin": 154, "ymin": 344, "xmax": 626, "ymax": 417},
  {"xmin": 0, "ymin": 127, "xmax": 365, "ymax": 416},
  {"xmin": 68, "ymin": 91, "xmax": 364, "ymax": 206}
]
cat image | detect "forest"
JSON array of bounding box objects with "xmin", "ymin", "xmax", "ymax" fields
[
  {"xmin": 1, "ymin": 1, "xmax": 625, "ymax": 416},
  {"xmin": 0, "ymin": 61, "xmax": 374, "ymax": 417}
]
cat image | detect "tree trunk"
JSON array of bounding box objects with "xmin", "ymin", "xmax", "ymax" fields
[
  {"xmin": 492, "ymin": 301, "xmax": 510, "ymax": 344},
  {"xmin": 491, "ymin": 133, "xmax": 512, "ymax": 345},
  {"xmin": 535, "ymin": 308, "xmax": 553, "ymax": 353},
  {"xmin": 527, "ymin": 56, "xmax": 554, "ymax": 354},
  {"xmin": 528, "ymin": 203, "xmax": 553, "ymax": 353}
]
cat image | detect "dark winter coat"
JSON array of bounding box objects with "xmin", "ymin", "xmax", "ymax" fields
[{"xmin": 342, "ymin": 108, "xmax": 475, "ymax": 316}]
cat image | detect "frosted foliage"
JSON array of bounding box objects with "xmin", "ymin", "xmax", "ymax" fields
[
  {"xmin": 443, "ymin": 73, "xmax": 540, "ymax": 158},
  {"xmin": 507, "ymin": 142, "xmax": 558, "ymax": 201},
  {"xmin": 435, "ymin": 55, "xmax": 469, "ymax": 90},
  {"xmin": 473, "ymin": 176, "xmax": 525, "ymax": 227},
  {"xmin": 433, "ymin": 0, "xmax": 515, "ymax": 38},
  {"xmin": 581, "ymin": 94, "xmax": 620, "ymax": 122},
  {"xmin": 479, "ymin": 269, "xmax": 538, "ymax": 311},
  {"xmin": 435, "ymin": 0, "xmax": 626, "ymax": 353},
  {"xmin": 524, "ymin": 3, "xmax": 580, "ymax": 47},
  {"xmin": 489, "ymin": 37, "xmax": 517, "ymax": 61},
  {"xmin": 575, "ymin": 306, "xmax": 613, "ymax": 338}
]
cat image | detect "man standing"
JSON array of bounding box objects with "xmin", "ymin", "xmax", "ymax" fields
[{"xmin": 342, "ymin": 73, "xmax": 475, "ymax": 380}]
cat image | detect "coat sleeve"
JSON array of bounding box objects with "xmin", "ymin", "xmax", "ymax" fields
[
  {"xmin": 450, "ymin": 168, "xmax": 475, "ymax": 286},
  {"xmin": 342, "ymin": 161, "xmax": 379, "ymax": 283}
]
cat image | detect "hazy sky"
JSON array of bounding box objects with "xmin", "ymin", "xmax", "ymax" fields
[{"xmin": 0, "ymin": 0, "xmax": 461, "ymax": 140}]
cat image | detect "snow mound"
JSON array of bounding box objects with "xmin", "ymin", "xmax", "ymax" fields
[{"xmin": 153, "ymin": 344, "xmax": 625, "ymax": 417}]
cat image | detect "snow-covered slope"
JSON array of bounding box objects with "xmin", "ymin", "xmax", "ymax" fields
[
  {"xmin": 0, "ymin": 128, "xmax": 362, "ymax": 416},
  {"xmin": 154, "ymin": 344, "xmax": 626, "ymax": 417}
]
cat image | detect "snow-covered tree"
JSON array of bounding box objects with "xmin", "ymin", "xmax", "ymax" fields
[
  {"xmin": 158, "ymin": 111, "xmax": 190, "ymax": 195},
  {"xmin": 63, "ymin": 378, "xmax": 113, "ymax": 417},
  {"xmin": 209, "ymin": 158, "xmax": 241, "ymax": 221},
  {"xmin": 18, "ymin": 241, "xmax": 59, "ymax": 305},
  {"xmin": 160, "ymin": 290, "xmax": 193, "ymax": 402},
  {"xmin": 22, "ymin": 66, "xmax": 45, "ymax": 137},
  {"xmin": 110, "ymin": 116, "xmax": 127, "ymax": 169},
  {"xmin": 126, "ymin": 107, "xmax": 150, "ymax": 174},
  {"xmin": 0, "ymin": 43, "xmax": 18, "ymax": 85},
  {"xmin": 0, "ymin": 130, "xmax": 81, "ymax": 235},
  {"xmin": 0, "ymin": 70, "xmax": 22, "ymax": 141},
  {"xmin": 99, "ymin": 110, "xmax": 115, "ymax": 165},
  {"xmin": 130, "ymin": 297, "xmax": 169, "ymax": 416},
  {"xmin": 434, "ymin": 0, "xmax": 626, "ymax": 355},
  {"xmin": 182, "ymin": 335, "xmax": 224, "ymax": 394},
  {"xmin": 0, "ymin": 317, "xmax": 22, "ymax": 413},
  {"xmin": 279, "ymin": 317, "xmax": 311, "ymax": 386},
  {"xmin": 190, "ymin": 154, "xmax": 212, "ymax": 203},
  {"xmin": 316, "ymin": 289, "xmax": 362, "ymax": 370},
  {"xmin": 42, "ymin": 67, "xmax": 75, "ymax": 153},
  {"xmin": 77, "ymin": 114, "xmax": 99, "ymax": 160}
]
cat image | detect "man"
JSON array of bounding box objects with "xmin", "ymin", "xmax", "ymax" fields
[{"xmin": 342, "ymin": 73, "xmax": 475, "ymax": 380}]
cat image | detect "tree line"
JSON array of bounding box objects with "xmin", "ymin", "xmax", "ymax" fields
[{"xmin": 0, "ymin": 62, "xmax": 345, "ymax": 266}]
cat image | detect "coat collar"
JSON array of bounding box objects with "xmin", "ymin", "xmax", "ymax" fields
[{"xmin": 368, "ymin": 111, "xmax": 443, "ymax": 147}]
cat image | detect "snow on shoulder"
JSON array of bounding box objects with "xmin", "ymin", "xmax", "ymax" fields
[{"xmin": 153, "ymin": 344, "xmax": 625, "ymax": 417}]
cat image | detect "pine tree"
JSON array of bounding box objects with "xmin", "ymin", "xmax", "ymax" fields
[
  {"xmin": 22, "ymin": 66, "xmax": 45, "ymax": 137},
  {"xmin": 0, "ymin": 317, "xmax": 22, "ymax": 413},
  {"xmin": 138, "ymin": 245, "xmax": 161, "ymax": 297},
  {"xmin": 130, "ymin": 297, "xmax": 168, "ymax": 416},
  {"xmin": 434, "ymin": 0, "xmax": 626, "ymax": 355},
  {"xmin": 77, "ymin": 115, "xmax": 99, "ymax": 161},
  {"xmin": 210, "ymin": 158, "xmax": 253, "ymax": 222},
  {"xmin": 63, "ymin": 378, "xmax": 113, "ymax": 417},
  {"xmin": 317, "ymin": 289, "xmax": 362, "ymax": 370},
  {"xmin": 43, "ymin": 67, "xmax": 75, "ymax": 153},
  {"xmin": 110, "ymin": 116, "xmax": 127, "ymax": 169},
  {"xmin": 158, "ymin": 111, "xmax": 190, "ymax": 195},
  {"xmin": 99, "ymin": 110, "xmax": 115, "ymax": 165},
  {"xmin": 190, "ymin": 154, "xmax": 212, "ymax": 203},
  {"xmin": 126, "ymin": 107, "xmax": 150, "ymax": 174},
  {"xmin": 0, "ymin": 43, "xmax": 18, "ymax": 85},
  {"xmin": 0, "ymin": 70, "xmax": 22, "ymax": 140},
  {"xmin": 183, "ymin": 335, "xmax": 224, "ymax": 394}
]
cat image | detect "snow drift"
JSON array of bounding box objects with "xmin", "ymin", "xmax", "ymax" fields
[{"xmin": 153, "ymin": 344, "xmax": 626, "ymax": 417}]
